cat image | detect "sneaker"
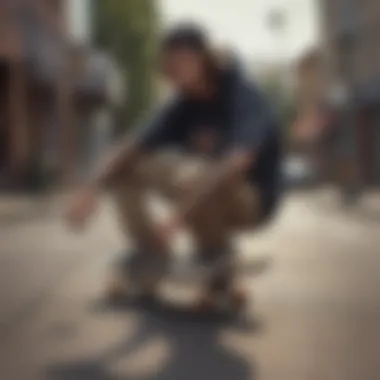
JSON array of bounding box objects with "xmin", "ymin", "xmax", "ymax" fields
[
  {"xmin": 170, "ymin": 246, "xmax": 234, "ymax": 284},
  {"xmin": 191, "ymin": 286, "xmax": 248, "ymax": 313},
  {"xmin": 195, "ymin": 245, "xmax": 234, "ymax": 280},
  {"xmin": 113, "ymin": 249, "xmax": 170, "ymax": 295}
]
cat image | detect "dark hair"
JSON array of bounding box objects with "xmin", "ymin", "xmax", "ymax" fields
[
  {"xmin": 161, "ymin": 23, "xmax": 210, "ymax": 53},
  {"xmin": 160, "ymin": 23, "xmax": 221, "ymax": 82}
]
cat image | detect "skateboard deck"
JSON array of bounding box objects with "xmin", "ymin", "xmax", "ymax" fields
[
  {"xmin": 112, "ymin": 253, "xmax": 271, "ymax": 286},
  {"xmin": 93, "ymin": 290, "xmax": 254, "ymax": 324},
  {"xmin": 103, "ymin": 254, "xmax": 271, "ymax": 315}
]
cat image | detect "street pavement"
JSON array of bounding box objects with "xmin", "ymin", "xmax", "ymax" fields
[{"xmin": 1, "ymin": 191, "xmax": 380, "ymax": 380}]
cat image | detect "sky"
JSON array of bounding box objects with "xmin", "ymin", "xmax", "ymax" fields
[
  {"xmin": 159, "ymin": 0, "xmax": 320, "ymax": 63},
  {"xmin": 65, "ymin": 0, "xmax": 92, "ymax": 44}
]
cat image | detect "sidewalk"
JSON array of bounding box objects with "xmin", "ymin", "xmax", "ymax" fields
[
  {"xmin": 311, "ymin": 186, "xmax": 380, "ymax": 224},
  {"xmin": 0, "ymin": 192, "xmax": 66, "ymax": 227}
]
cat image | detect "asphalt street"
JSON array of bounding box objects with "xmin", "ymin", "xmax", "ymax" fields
[{"xmin": 1, "ymin": 191, "xmax": 380, "ymax": 380}]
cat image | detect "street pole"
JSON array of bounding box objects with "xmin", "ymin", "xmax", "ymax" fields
[
  {"xmin": 266, "ymin": 6, "xmax": 287, "ymax": 109},
  {"xmin": 337, "ymin": 2, "xmax": 361, "ymax": 206}
]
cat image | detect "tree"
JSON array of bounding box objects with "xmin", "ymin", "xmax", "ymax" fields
[
  {"xmin": 260, "ymin": 68, "xmax": 296, "ymax": 141},
  {"xmin": 92, "ymin": 0, "xmax": 159, "ymax": 135}
]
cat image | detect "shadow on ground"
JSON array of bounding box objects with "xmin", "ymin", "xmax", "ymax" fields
[{"xmin": 46, "ymin": 297, "xmax": 261, "ymax": 380}]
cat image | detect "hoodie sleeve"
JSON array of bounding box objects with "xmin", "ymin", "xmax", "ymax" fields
[
  {"xmin": 230, "ymin": 74, "xmax": 276, "ymax": 152},
  {"xmin": 136, "ymin": 97, "xmax": 184, "ymax": 151}
]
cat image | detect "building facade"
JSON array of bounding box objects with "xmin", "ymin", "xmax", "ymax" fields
[
  {"xmin": 293, "ymin": 48, "xmax": 340, "ymax": 181},
  {"xmin": 319, "ymin": 0, "xmax": 380, "ymax": 186},
  {"xmin": 294, "ymin": 49, "xmax": 324, "ymax": 145},
  {"xmin": 0, "ymin": 0, "xmax": 120, "ymax": 191}
]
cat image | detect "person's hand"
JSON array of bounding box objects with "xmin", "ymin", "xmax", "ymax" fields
[
  {"xmin": 66, "ymin": 185, "xmax": 100, "ymax": 231},
  {"xmin": 158, "ymin": 215, "xmax": 182, "ymax": 243}
]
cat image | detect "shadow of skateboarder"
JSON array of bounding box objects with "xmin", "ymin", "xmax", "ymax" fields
[{"xmin": 46, "ymin": 298, "xmax": 261, "ymax": 380}]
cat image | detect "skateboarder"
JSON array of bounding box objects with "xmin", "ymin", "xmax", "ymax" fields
[{"xmin": 67, "ymin": 24, "xmax": 282, "ymax": 310}]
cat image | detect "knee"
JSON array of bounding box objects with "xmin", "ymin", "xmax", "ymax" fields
[
  {"xmin": 175, "ymin": 174, "xmax": 198, "ymax": 201},
  {"xmin": 175, "ymin": 173, "xmax": 210, "ymax": 221},
  {"xmin": 174, "ymin": 159, "xmax": 211, "ymax": 199}
]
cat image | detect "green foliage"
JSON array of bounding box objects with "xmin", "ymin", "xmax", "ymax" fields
[
  {"xmin": 92, "ymin": 0, "xmax": 159, "ymax": 134},
  {"xmin": 260, "ymin": 71, "xmax": 296, "ymax": 139}
]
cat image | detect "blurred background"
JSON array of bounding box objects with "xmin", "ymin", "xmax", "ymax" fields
[
  {"xmin": 1, "ymin": 1, "xmax": 380, "ymax": 379},
  {"xmin": 0, "ymin": 0, "xmax": 376, "ymax": 200}
]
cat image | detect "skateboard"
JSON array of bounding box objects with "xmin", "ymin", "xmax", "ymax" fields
[{"xmin": 105, "ymin": 252, "xmax": 270, "ymax": 314}]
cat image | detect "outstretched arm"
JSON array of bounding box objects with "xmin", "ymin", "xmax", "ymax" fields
[
  {"xmin": 86, "ymin": 133, "xmax": 140, "ymax": 189},
  {"xmin": 66, "ymin": 100, "xmax": 181, "ymax": 229},
  {"xmin": 88, "ymin": 100, "xmax": 182, "ymax": 189}
]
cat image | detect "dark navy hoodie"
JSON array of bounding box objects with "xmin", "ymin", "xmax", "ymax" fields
[{"xmin": 137, "ymin": 61, "xmax": 283, "ymax": 218}]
